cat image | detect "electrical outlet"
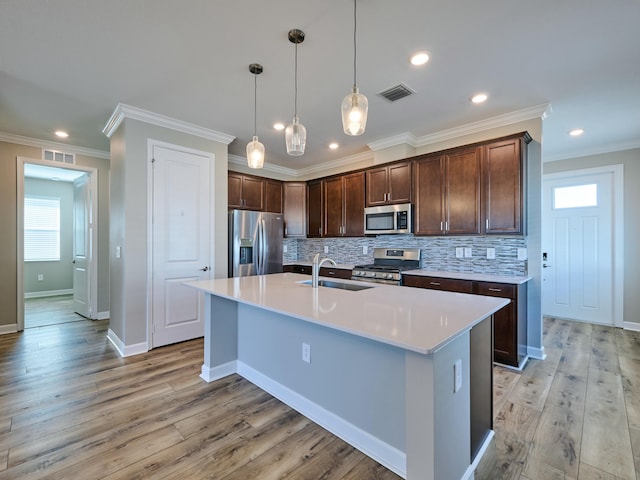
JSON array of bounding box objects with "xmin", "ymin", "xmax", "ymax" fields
[
  {"xmin": 363, "ymin": 245, "xmax": 368, "ymax": 254},
  {"xmin": 454, "ymin": 359, "xmax": 462, "ymax": 393},
  {"xmin": 324, "ymin": 246, "xmax": 329, "ymax": 254},
  {"xmin": 115, "ymin": 246, "xmax": 121, "ymax": 259},
  {"xmin": 487, "ymin": 248, "xmax": 496, "ymax": 260},
  {"xmin": 283, "ymin": 244, "xmax": 288, "ymax": 253},
  {"xmin": 37, "ymin": 274, "xmax": 44, "ymax": 281},
  {"xmin": 464, "ymin": 247, "xmax": 472, "ymax": 258},
  {"xmin": 517, "ymin": 248, "xmax": 528, "ymax": 261},
  {"xmin": 455, "ymin": 247, "xmax": 463, "ymax": 258},
  {"xmin": 302, "ymin": 343, "xmax": 311, "ymax": 363}
]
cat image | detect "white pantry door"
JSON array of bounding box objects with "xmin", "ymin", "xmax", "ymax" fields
[
  {"xmin": 151, "ymin": 145, "xmax": 211, "ymax": 348},
  {"xmin": 542, "ymin": 171, "xmax": 614, "ymax": 324},
  {"xmin": 73, "ymin": 173, "xmax": 91, "ymax": 318}
]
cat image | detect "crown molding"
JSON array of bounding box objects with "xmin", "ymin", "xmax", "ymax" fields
[
  {"xmin": 367, "ymin": 103, "xmax": 551, "ymax": 153},
  {"xmin": 228, "ymin": 154, "xmax": 299, "ymax": 177},
  {"xmin": 229, "ymin": 150, "xmax": 374, "ymax": 179},
  {"xmin": 0, "ymin": 131, "xmax": 110, "ymax": 159},
  {"xmin": 367, "ymin": 133, "xmax": 419, "ymax": 152},
  {"xmin": 103, "ymin": 103, "xmax": 235, "ymax": 145},
  {"xmin": 544, "ymin": 138, "xmax": 640, "ymax": 162},
  {"xmin": 414, "ymin": 103, "xmax": 551, "ymax": 148}
]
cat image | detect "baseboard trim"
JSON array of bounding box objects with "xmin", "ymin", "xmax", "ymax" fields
[
  {"xmin": 465, "ymin": 430, "xmax": 495, "ymax": 480},
  {"xmin": 527, "ymin": 345, "xmax": 546, "ymax": 360},
  {"xmin": 237, "ymin": 361, "xmax": 407, "ymax": 479},
  {"xmin": 624, "ymin": 322, "xmax": 640, "ymax": 332},
  {"xmin": 106, "ymin": 329, "xmax": 149, "ymax": 357},
  {"xmin": 0, "ymin": 324, "xmax": 18, "ymax": 335},
  {"xmin": 200, "ymin": 361, "xmax": 238, "ymax": 383},
  {"xmin": 24, "ymin": 289, "xmax": 73, "ymax": 299},
  {"xmin": 97, "ymin": 311, "xmax": 110, "ymax": 320}
]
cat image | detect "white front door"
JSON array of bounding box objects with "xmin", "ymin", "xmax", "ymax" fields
[
  {"xmin": 73, "ymin": 173, "xmax": 91, "ymax": 318},
  {"xmin": 542, "ymin": 170, "xmax": 615, "ymax": 324},
  {"xmin": 151, "ymin": 144, "xmax": 211, "ymax": 348}
]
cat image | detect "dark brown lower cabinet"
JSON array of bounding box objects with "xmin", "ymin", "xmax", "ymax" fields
[
  {"xmin": 283, "ymin": 264, "xmax": 352, "ymax": 279},
  {"xmin": 402, "ymin": 274, "xmax": 528, "ymax": 368}
]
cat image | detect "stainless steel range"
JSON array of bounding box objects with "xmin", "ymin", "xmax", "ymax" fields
[{"xmin": 351, "ymin": 248, "xmax": 420, "ymax": 285}]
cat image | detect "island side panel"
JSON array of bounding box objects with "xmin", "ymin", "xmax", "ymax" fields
[
  {"xmin": 200, "ymin": 294, "xmax": 239, "ymax": 382},
  {"xmin": 236, "ymin": 303, "xmax": 406, "ymax": 474},
  {"xmin": 405, "ymin": 332, "xmax": 471, "ymax": 480}
]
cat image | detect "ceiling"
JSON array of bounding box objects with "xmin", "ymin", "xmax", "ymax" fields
[{"xmin": 1, "ymin": 0, "xmax": 639, "ymax": 171}]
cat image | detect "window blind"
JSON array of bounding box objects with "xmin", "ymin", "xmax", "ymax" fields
[{"xmin": 24, "ymin": 196, "xmax": 61, "ymax": 262}]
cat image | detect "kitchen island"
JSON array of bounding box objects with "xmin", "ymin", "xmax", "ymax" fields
[{"xmin": 185, "ymin": 273, "xmax": 508, "ymax": 480}]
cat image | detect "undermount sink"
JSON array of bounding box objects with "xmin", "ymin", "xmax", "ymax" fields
[{"xmin": 299, "ymin": 279, "xmax": 374, "ymax": 291}]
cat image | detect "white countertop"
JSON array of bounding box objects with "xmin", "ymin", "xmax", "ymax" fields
[
  {"xmin": 185, "ymin": 273, "xmax": 509, "ymax": 355},
  {"xmin": 402, "ymin": 269, "xmax": 532, "ymax": 285}
]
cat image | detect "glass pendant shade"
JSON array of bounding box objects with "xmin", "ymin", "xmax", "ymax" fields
[
  {"xmin": 246, "ymin": 136, "xmax": 265, "ymax": 169},
  {"xmin": 341, "ymin": 86, "xmax": 368, "ymax": 136},
  {"xmin": 285, "ymin": 115, "xmax": 306, "ymax": 156}
]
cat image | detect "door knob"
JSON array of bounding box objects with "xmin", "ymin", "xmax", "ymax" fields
[
  {"xmin": 543, "ymin": 264, "xmax": 552, "ymax": 268},
  {"xmin": 199, "ymin": 266, "xmax": 209, "ymax": 272}
]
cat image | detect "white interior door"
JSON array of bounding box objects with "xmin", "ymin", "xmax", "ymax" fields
[
  {"xmin": 73, "ymin": 173, "xmax": 91, "ymax": 318},
  {"xmin": 152, "ymin": 145, "xmax": 211, "ymax": 348},
  {"xmin": 542, "ymin": 171, "xmax": 614, "ymax": 324}
]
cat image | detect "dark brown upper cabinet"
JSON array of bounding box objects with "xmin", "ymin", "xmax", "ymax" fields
[
  {"xmin": 324, "ymin": 172, "xmax": 365, "ymax": 237},
  {"xmin": 264, "ymin": 178, "xmax": 283, "ymax": 214},
  {"xmin": 228, "ymin": 172, "xmax": 264, "ymax": 211},
  {"xmin": 283, "ymin": 182, "xmax": 306, "ymax": 237},
  {"xmin": 365, "ymin": 160, "xmax": 412, "ymax": 206}
]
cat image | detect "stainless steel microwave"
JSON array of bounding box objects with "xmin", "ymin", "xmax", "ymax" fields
[{"xmin": 364, "ymin": 203, "xmax": 413, "ymax": 235}]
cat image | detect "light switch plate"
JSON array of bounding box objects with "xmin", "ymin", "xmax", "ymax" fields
[
  {"xmin": 487, "ymin": 248, "xmax": 496, "ymax": 260},
  {"xmin": 464, "ymin": 247, "xmax": 472, "ymax": 258},
  {"xmin": 283, "ymin": 244, "xmax": 288, "ymax": 253},
  {"xmin": 363, "ymin": 245, "xmax": 368, "ymax": 254},
  {"xmin": 454, "ymin": 359, "xmax": 462, "ymax": 393},
  {"xmin": 455, "ymin": 247, "xmax": 463, "ymax": 258},
  {"xmin": 324, "ymin": 246, "xmax": 329, "ymax": 254}
]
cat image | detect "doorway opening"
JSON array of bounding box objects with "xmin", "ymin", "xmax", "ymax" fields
[{"xmin": 17, "ymin": 157, "xmax": 99, "ymax": 331}]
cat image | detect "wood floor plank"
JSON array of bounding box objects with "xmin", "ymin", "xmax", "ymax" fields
[
  {"xmin": 629, "ymin": 427, "xmax": 640, "ymax": 480},
  {"xmin": 523, "ymin": 372, "xmax": 587, "ymax": 479},
  {"xmin": 578, "ymin": 462, "xmax": 624, "ymax": 479},
  {"xmin": 558, "ymin": 331, "xmax": 591, "ymax": 378},
  {"xmin": 493, "ymin": 366, "xmax": 521, "ymax": 421},
  {"xmin": 544, "ymin": 317, "xmax": 573, "ymax": 350},
  {"xmin": 581, "ymin": 369, "xmax": 635, "ymax": 479},
  {"xmin": 615, "ymin": 329, "xmax": 640, "ymax": 361},
  {"xmin": 619, "ymin": 355, "xmax": 640, "ymax": 430},
  {"xmin": 508, "ymin": 347, "xmax": 563, "ymax": 411}
]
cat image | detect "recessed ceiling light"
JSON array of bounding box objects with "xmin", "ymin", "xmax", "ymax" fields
[
  {"xmin": 55, "ymin": 130, "xmax": 69, "ymax": 138},
  {"xmin": 273, "ymin": 122, "xmax": 285, "ymax": 131},
  {"xmin": 569, "ymin": 128, "xmax": 584, "ymax": 136},
  {"xmin": 471, "ymin": 93, "xmax": 488, "ymax": 104},
  {"xmin": 329, "ymin": 142, "xmax": 339, "ymax": 150},
  {"xmin": 410, "ymin": 51, "xmax": 430, "ymax": 66}
]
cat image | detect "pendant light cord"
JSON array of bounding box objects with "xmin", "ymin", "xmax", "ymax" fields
[
  {"xmin": 294, "ymin": 42, "xmax": 299, "ymax": 117},
  {"xmin": 253, "ymin": 73, "xmax": 258, "ymax": 136},
  {"xmin": 353, "ymin": 0, "xmax": 357, "ymax": 89}
]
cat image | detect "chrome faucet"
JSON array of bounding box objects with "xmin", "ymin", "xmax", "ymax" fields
[{"xmin": 312, "ymin": 253, "xmax": 337, "ymax": 287}]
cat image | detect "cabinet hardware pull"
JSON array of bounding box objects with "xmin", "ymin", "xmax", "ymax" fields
[
  {"xmin": 328, "ymin": 271, "xmax": 335, "ymax": 275},
  {"xmin": 488, "ymin": 288, "xmax": 502, "ymax": 292},
  {"xmin": 486, "ymin": 219, "xmax": 489, "ymax": 229},
  {"xmin": 430, "ymin": 282, "xmax": 441, "ymax": 286},
  {"xmin": 440, "ymin": 221, "xmax": 443, "ymax": 232}
]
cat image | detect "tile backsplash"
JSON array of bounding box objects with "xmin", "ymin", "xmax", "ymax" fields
[{"xmin": 284, "ymin": 235, "xmax": 527, "ymax": 276}]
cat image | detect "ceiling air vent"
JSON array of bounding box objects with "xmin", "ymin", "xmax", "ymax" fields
[{"xmin": 378, "ymin": 83, "xmax": 415, "ymax": 102}]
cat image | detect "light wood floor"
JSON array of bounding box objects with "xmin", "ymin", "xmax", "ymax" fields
[
  {"xmin": 24, "ymin": 295, "xmax": 85, "ymax": 329},
  {"xmin": 0, "ymin": 317, "xmax": 638, "ymax": 479}
]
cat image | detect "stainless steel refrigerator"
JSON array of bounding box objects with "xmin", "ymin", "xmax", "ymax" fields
[{"xmin": 228, "ymin": 210, "xmax": 284, "ymax": 277}]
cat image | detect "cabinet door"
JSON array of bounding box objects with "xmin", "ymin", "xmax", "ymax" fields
[
  {"xmin": 241, "ymin": 176, "xmax": 264, "ymax": 210},
  {"xmin": 283, "ymin": 182, "xmax": 306, "ymax": 237},
  {"xmin": 307, "ymin": 180, "xmax": 323, "ymax": 238},
  {"xmin": 264, "ymin": 179, "xmax": 283, "ymax": 214},
  {"xmin": 483, "ymin": 138, "xmax": 523, "ymax": 234},
  {"xmin": 388, "ymin": 161, "xmax": 412, "ymax": 204},
  {"xmin": 414, "ymin": 155, "xmax": 445, "ymax": 235},
  {"xmin": 365, "ymin": 166, "xmax": 389, "ymax": 206},
  {"xmin": 445, "ymin": 148, "xmax": 481, "ymax": 235},
  {"xmin": 228, "ymin": 172, "xmax": 243, "ymax": 209},
  {"xmin": 324, "ymin": 176, "xmax": 344, "ymax": 237},
  {"xmin": 475, "ymin": 282, "xmax": 517, "ymax": 366},
  {"xmin": 343, "ymin": 172, "xmax": 365, "ymax": 236}
]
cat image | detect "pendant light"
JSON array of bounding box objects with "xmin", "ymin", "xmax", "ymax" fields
[
  {"xmin": 285, "ymin": 29, "xmax": 306, "ymax": 156},
  {"xmin": 246, "ymin": 63, "xmax": 265, "ymax": 169},
  {"xmin": 341, "ymin": 0, "xmax": 368, "ymax": 136}
]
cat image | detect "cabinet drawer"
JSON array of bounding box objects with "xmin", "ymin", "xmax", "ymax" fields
[
  {"xmin": 474, "ymin": 282, "xmax": 516, "ymax": 299},
  {"xmin": 403, "ymin": 275, "xmax": 473, "ymax": 293},
  {"xmin": 319, "ymin": 267, "xmax": 352, "ymax": 279}
]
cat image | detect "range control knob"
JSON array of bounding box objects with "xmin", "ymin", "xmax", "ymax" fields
[{"xmin": 386, "ymin": 273, "xmax": 393, "ymax": 279}]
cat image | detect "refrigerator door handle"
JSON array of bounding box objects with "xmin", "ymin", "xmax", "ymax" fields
[{"xmin": 260, "ymin": 218, "xmax": 267, "ymax": 274}]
